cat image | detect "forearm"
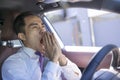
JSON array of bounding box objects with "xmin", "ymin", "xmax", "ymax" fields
[
  {"xmin": 42, "ymin": 61, "xmax": 60, "ymax": 80},
  {"xmin": 61, "ymin": 58, "xmax": 82, "ymax": 80}
]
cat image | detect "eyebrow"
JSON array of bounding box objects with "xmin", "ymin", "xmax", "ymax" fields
[{"xmin": 28, "ymin": 23, "xmax": 38, "ymax": 27}]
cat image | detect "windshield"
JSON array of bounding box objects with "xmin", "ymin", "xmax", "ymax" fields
[{"xmin": 45, "ymin": 8, "xmax": 120, "ymax": 47}]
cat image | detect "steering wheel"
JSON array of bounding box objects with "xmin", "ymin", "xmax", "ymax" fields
[{"xmin": 80, "ymin": 44, "xmax": 120, "ymax": 80}]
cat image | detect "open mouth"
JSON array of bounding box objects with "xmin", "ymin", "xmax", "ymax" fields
[
  {"xmin": 40, "ymin": 38, "xmax": 45, "ymax": 54},
  {"xmin": 40, "ymin": 32, "xmax": 46, "ymax": 45},
  {"xmin": 40, "ymin": 38, "xmax": 43, "ymax": 44}
]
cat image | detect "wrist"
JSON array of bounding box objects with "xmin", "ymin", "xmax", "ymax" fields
[
  {"xmin": 51, "ymin": 59, "xmax": 58, "ymax": 64},
  {"xmin": 59, "ymin": 54, "xmax": 67, "ymax": 66},
  {"xmin": 50, "ymin": 57, "xmax": 59, "ymax": 64},
  {"xmin": 60, "ymin": 59, "xmax": 67, "ymax": 66}
]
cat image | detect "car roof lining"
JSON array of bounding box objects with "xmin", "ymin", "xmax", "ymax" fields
[
  {"xmin": 37, "ymin": 0, "xmax": 120, "ymax": 13},
  {"xmin": 0, "ymin": 0, "xmax": 40, "ymax": 12},
  {"xmin": 0, "ymin": 0, "xmax": 120, "ymax": 13}
]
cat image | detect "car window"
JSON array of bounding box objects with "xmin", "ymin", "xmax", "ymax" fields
[{"xmin": 45, "ymin": 8, "xmax": 120, "ymax": 47}]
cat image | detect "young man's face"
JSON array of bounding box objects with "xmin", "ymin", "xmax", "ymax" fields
[{"xmin": 19, "ymin": 15, "xmax": 46, "ymax": 53}]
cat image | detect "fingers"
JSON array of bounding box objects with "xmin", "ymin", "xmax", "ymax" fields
[
  {"xmin": 51, "ymin": 33, "xmax": 56, "ymax": 46},
  {"xmin": 42, "ymin": 32, "xmax": 51, "ymax": 57},
  {"xmin": 42, "ymin": 32, "xmax": 62, "ymax": 63},
  {"xmin": 43, "ymin": 32, "xmax": 57, "ymax": 48},
  {"xmin": 42, "ymin": 32, "xmax": 55, "ymax": 57},
  {"xmin": 51, "ymin": 33, "xmax": 61, "ymax": 49}
]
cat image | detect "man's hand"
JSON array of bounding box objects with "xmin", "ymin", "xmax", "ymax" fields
[
  {"xmin": 43, "ymin": 32, "xmax": 61, "ymax": 63},
  {"xmin": 59, "ymin": 54, "xmax": 67, "ymax": 66}
]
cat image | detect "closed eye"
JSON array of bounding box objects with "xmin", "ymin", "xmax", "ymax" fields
[{"xmin": 32, "ymin": 25, "xmax": 39, "ymax": 29}]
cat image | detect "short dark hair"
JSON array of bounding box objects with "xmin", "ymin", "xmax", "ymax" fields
[{"xmin": 13, "ymin": 11, "xmax": 38, "ymax": 35}]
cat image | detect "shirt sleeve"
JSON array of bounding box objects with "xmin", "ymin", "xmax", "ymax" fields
[
  {"xmin": 42, "ymin": 61, "xmax": 61, "ymax": 80},
  {"xmin": 61, "ymin": 58, "xmax": 82, "ymax": 80},
  {"xmin": 2, "ymin": 59, "xmax": 31, "ymax": 80}
]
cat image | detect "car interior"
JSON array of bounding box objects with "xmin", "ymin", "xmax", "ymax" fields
[{"xmin": 0, "ymin": 0, "xmax": 120, "ymax": 80}]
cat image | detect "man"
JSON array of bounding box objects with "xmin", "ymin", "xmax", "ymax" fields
[{"xmin": 2, "ymin": 11, "xmax": 82, "ymax": 80}]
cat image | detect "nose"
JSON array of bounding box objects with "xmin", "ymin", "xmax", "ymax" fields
[
  {"xmin": 41, "ymin": 27, "xmax": 46, "ymax": 32},
  {"xmin": 39, "ymin": 27, "xmax": 46, "ymax": 36}
]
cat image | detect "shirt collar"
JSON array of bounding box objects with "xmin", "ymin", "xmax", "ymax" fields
[{"xmin": 22, "ymin": 47, "xmax": 38, "ymax": 58}]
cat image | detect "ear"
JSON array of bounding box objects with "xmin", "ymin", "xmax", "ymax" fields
[{"xmin": 18, "ymin": 33, "xmax": 26, "ymax": 41}]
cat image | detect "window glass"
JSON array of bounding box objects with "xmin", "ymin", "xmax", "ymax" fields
[{"xmin": 45, "ymin": 8, "xmax": 120, "ymax": 47}]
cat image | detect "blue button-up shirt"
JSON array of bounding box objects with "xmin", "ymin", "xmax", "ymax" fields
[{"xmin": 2, "ymin": 47, "xmax": 81, "ymax": 80}]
